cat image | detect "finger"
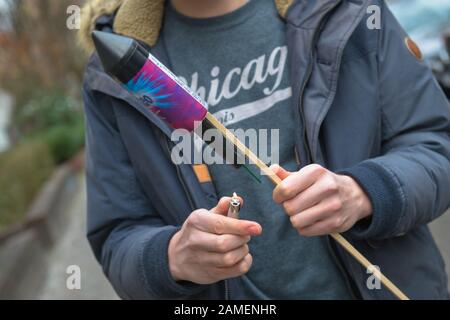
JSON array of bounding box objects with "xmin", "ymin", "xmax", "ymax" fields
[
  {"xmin": 298, "ymin": 218, "xmax": 341, "ymax": 237},
  {"xmin": 270, "ymin": 164, "xmax": 292, "ymax": 180},
  {"xmin": 290, "ymin": 197, "xmax": 342, "ymax": 230},
  {"xmin": 204, "ymin": 245, "xmax": 249, "ymax": 268},
  {"xmin": 210, "ymin": 196, "xmax": 244, "ymax": 216},
  {"xmin": 282, "ymin": 176, "xmax": 337, "ymax": 216},
  {"xmin": 194, "ymin": 210, "xmax": 262, "ymax": 236},
  {"xmin": 273, "ymin": 164, "xmax": 326, "ymax": 203},
  {"xmin": 214, "ymin": 253, "xmax": 253, "ymax": 279},
  {"xmin": 191, "ymin": 231, "xmax": 251, "ymax": 253}
]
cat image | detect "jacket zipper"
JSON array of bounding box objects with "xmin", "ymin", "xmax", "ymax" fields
[
  {"xmin": 297, "ymin": 2, "xmax": 360, "ymax": 299},
  {"xmin": 164, "ymin": 137, "xmax": 230, "ymax": 300},
  {"xmin": 163, "ymin": 138, "xmax": 196, "ymax": 212},
  {"xmin": 225, "ymin": 280, "xmax": 230, "ymax": 300},
  {"xmin": 326, "ymin": 237, "xmax": 360, "ymax": 299},
  {"xmin": 155, "ymin": 35, "xmax": 230, "ymax": 300},
  {"xmin": 296, "ymin": 2, "xmax": 340, "ymax": 165}
]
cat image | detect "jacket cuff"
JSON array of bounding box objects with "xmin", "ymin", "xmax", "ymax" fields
[
  {"xmin": 142, "ymin": 226, "xmax": 208, "ymax": 298},
  {"xmin": 338, "ymin": 161, "xmax": 404, "ymax": 240}
]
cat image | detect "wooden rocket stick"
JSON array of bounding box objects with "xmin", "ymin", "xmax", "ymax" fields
[{"xmin": 204, "ymin": 112, "xmax": 409, "ymax": 300}]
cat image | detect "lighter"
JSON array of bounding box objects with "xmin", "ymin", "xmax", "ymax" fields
[{"xmin": 227, "ymin": 193, "xmax": 241, "ymax": 219}]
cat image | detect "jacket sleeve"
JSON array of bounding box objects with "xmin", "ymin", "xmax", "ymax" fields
[
  {"xmin": 341, "ymin": 2, "xmax": 450, "ymax": 240},
  {"xmin": 83, "ymin": 80, "xmax": 206, "ymax": 299}
]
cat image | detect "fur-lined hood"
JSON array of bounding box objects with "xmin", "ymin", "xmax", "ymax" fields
[{"xmin": 78, "ymin": 0, "xmax": 294, "ymax": 53}]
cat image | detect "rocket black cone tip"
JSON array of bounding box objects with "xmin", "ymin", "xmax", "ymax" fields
[{"xmin": 91, "ymin": 31, "xmax": 135, "ymax": 74}]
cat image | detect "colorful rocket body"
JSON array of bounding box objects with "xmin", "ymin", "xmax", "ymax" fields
[{"xmin": 92, "ymin": 31, "xmax": 207, "ymax": 132}]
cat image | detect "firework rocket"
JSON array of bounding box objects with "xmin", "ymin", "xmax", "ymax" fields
[
  {"xmin": 92, "ymin": 31, "xmax": 207, "ymax": 132},
  {"xmin": 92, "ymin": 31, "xmax": 249, "ymax": 171}
]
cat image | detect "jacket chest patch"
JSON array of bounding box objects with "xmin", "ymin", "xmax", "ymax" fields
[{"xmin": 404, "ymin": 37, "xmax": 423, "ymax": 61}]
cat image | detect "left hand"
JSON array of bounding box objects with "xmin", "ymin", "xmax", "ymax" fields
[{"xmin": 271, "ymin": 164, "xmax": 372, "ymax": 237}]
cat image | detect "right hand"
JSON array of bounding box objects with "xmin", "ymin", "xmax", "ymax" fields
[{"xmin": 168, "ymin": 197, "xmax": 262, "ymax": 284}]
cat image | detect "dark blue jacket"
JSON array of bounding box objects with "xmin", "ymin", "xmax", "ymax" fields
[{"xmin": 81, "ymin": 0, "xmax": 450, "ymax": 299}]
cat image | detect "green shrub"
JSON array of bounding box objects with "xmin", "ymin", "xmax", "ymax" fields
[
  {"xmin": 0, "ymin": 89, "xmax": 85, "ymax": 231},
  {"xmin": 15, "ymin": 89, "xmax": 83, "ymax": 135},
  {"xmin": 0, "ymin": 140, "xmax": 54, "ymax": 230},
  {"xmin": 43, "ymin": 120, "xmax": 85, "ymax": 164}
]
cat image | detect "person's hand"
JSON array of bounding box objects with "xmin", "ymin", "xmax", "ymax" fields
[
  {"xmin": 271, "ymin": 164, "xmax": 372, "ymax": 237},
  {"xmin": 168, "ymin": 197, "xmax": 262, "ymax": 284}
]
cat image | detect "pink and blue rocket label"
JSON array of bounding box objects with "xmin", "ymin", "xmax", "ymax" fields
[{"xmin": 125, "ymin": 55, "xmax": 207, "ymax": 132}]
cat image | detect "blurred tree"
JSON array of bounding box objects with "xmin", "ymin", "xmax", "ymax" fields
[
  {"xmin": 0, "ymin": 0, "xmax": 86, "ymax": 141},
  {"xmin": 0, "ymin": 0, "xmax": 85, "ymax": 117},
  {"xmin": 0, "ymin": 1, "xmax": 88, "ymax": 230}
]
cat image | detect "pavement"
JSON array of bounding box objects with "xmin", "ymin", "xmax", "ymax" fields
[
  {"xmin": 429, "ymin": 212, "xmax": 450, "ymax": 281},
  {"xmin": 36, "ymin": 175, "xmax": 118, "ymax": 300},
  {"xmin": 33, "ymin": 174, "xmax": 450, "ymax": 299}
]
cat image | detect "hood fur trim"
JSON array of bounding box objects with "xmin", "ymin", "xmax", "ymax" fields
[
  {"xmin": 78, "ymin": 0, "xmax": 294, "ymax": 53},
  {"xmin": 78, "ymin": 0, "xmax": 124, "ymax": 53}
]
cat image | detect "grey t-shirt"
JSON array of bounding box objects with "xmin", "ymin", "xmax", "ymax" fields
[{"xmin": 159, "ymin": 0, "xmax": 352, "ymax": 299}]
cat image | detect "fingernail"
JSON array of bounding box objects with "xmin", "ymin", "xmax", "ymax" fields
[{"xmin": 247, "ymin": 225, "xmax": 261, "ymax": 234}]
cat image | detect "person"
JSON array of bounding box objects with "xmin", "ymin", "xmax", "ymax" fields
[{"xmin": 79, "ymin": 0, "xmax": 450, "ymax": 299}]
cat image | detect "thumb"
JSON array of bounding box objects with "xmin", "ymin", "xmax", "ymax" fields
[
  {"xmin": 270, "ymin": 164, "xmax": 292, "ymax": 181},
  {"xmin": 210, "ymin": 196, "xmax": 244, "ymax": 216}
]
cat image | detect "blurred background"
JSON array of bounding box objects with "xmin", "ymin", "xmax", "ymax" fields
[
  {"xmin": 0, "ymin": 0, "xmax": 117, "ymax": 299},
  {"xmin": 0, "ymin": 0, "xmax": 449, "ymax": 300}
]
